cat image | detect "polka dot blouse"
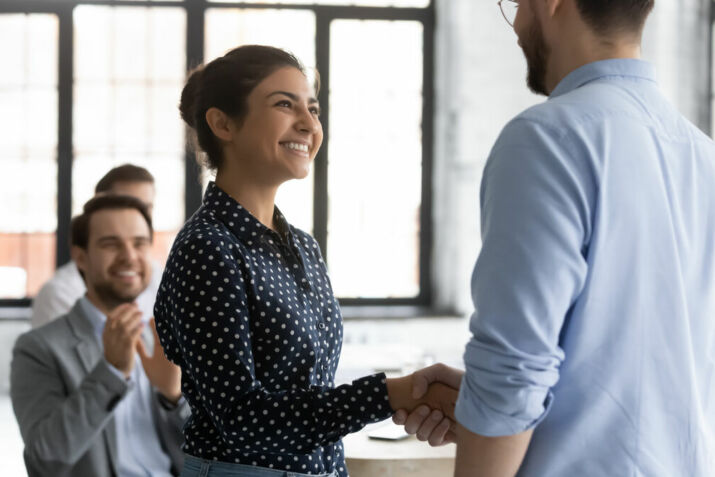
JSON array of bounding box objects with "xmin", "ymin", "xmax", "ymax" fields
[{"xmin": 154, "ymin": 182, "xmax": 392, "ymax": 476}]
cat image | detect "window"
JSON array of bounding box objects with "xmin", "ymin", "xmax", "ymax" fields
[
  {"xmin": 73, "ymin": 5, "xmax": 186, "ymax": 263},
  {"xmin": 1, "ymin": 0, "xmax": 434, "ymax": 310},
  {"xmin": 0, "ymin": 14, "xmax": 58, "ymax": 300}
]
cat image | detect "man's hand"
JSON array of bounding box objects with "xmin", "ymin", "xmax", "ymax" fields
[
  {"xmin": 386, "ymin": 373, "xmax": 458, "ymax": 423},
  {"xmin": 392, "ymin": 363, "xmax": 465, "ymax": 446},
  {"xmin": 137, "ymin": 318, "xmax": 182, "ymax": 404},
  {"xmin": 103, "ymin": 303, "xmax": 144, "ymax": 378}
]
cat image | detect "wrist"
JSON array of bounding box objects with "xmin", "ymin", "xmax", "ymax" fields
[
  {"xmin": 158, "ymin": 391, "xmax": 182, "ymax": 409},
  {"xmin": 159, "ymin": 390, "xmax": 181, "ymax": 405},
  {"xmin": 385, "ymin": 375, "xmax": 415, "ymax": 412},
  {"xmin": 104, "ymin": 356, "xmax": 132, "ymax": 379}
]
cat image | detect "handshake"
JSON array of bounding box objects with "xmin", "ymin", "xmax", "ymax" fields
[{"xmin": 385, "ymin": 363, "xmax": 465, "ymax": 446}]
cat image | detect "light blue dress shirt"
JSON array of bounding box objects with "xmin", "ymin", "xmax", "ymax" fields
[
  {"xmin": 79, "ymin": 297, "xmax": 173, "ymax": 477},
  {"xmin": 454, "ymin": 59, "xmax": 715, "ymax": 476}
]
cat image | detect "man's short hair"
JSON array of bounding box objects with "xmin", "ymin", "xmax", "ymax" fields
[
  {"xmin": 94, "ymin": 164, "xmax": 155, "ymax": 194},
  {"xmin": 575, "ymin": 0, "xmax": 654, "ymax": 36},
  {"xmin": 71, "ymin": 195, "xmax": 153, "ymax": 250}
]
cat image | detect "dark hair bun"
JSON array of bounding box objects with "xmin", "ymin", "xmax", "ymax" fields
[{"xmin": 179, "ymin": 66, "xmax": 205, "ymax": 129}]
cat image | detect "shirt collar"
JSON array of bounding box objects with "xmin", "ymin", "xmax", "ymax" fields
[
  {"xmin": 202, "ymin": 181, "xmax": 294, "ymax": 247},
  {"xmin": 78, "ymin": 295, "xmax": 107, "ymax": 339},
  {"xmin": 550, "ymin": 59, "xmax": 656, "ymax": 99}
]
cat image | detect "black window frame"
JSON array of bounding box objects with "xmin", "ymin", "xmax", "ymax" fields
[{"xmin": 0, "ymin": 0, "xmax": 435, "ymax": 311}]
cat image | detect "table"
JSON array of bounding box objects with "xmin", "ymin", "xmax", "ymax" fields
[{"xmin": 344, "ymin": 422, "xmax": 455, "ymax": 477}]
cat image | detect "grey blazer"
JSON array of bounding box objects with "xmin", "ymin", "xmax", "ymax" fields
[{"xmin": 10, "ymin": 301, "xmax": 190, "ymax": 477}]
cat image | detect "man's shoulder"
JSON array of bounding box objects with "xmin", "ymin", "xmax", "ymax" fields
[
  {"xmin": 510, "ymin": 86, "xmax": 611, "ymax": 133},
  {"xmin": 16, "ymin": 309, "xmax": 77, "ymax": 353}
]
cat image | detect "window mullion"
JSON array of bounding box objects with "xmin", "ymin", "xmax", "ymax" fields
[
  {"xmin": 57, "ymin": 4, "xmax": 74, "ymax": 268},
  {"xmin": 313, "ymin": 9, "xmax": 331, "ymax": 258},
  {"xmin": 184, "ymin": 0, "xmax": 205, "ymax": 219}
]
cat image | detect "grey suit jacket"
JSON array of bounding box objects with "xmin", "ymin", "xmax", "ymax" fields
[{"xmin": 10, "ymin": 301, "xmax": 190, "ymax": 477}]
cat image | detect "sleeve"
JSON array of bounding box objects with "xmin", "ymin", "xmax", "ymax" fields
[
  {"xmin": 10, "ymin": 331, "xmax": 130, "ymax": 466},
  {"xmin": 155, "ymin": 236, "xmax": 392, "ymax": 455},
  {"xmin": 454, "ymin": 118, "xmax": 594, "ymax": 437},
  {"xmin": 152, "ymin": 393, "xmax": 190, "ymax": 473}
]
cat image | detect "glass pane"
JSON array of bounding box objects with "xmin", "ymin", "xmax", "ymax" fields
[
  {"xmin": 328, "ymin": 19, "xmax": 423, "ymax": 298},
  {"xmin": 74, "ymin": 6, "xmax": 186, "ymax": 264},
  {"xmin": 204, "ymin": 8, "xmax": 316, "ymax": 233},
  {"xmin": 209, "ymin": 0, "xmax": 430, "ymax": 6},
  {"xmin": 0, "ymin": 14, "xmax": 58, "ymax": 298}
]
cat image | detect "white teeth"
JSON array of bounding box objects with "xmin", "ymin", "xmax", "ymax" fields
[
  {"xmin": 117, "ymin": 271, "xmax": 137, "ymax": 277},
  {"xmin": 284, "ymin": 142, "xmax": 309, "ymax": 152}
]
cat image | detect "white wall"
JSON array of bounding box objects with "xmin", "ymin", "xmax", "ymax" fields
[
  {"xmin": 430, "ymin": 0, "xmax": 714, "ymax": 315},
  {"xmin": 431, "ymin": 0, "xmax": 541, "ymax": 315}
]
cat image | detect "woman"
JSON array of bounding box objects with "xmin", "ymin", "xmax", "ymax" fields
[{"xmin": 154, "ymin": 45, "xmax": 455, "ymax": 477}]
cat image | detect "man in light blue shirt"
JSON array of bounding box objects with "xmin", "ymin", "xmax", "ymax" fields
[{"xmin": 394, "ymin": 0, "xmax": 715, "ymax": 475}]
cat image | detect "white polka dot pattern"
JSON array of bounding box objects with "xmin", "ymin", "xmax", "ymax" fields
[{"xmin": 154, "ymin": 182, "xmax": 392, "ymax": 476}]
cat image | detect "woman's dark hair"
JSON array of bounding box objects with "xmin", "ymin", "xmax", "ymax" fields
[
  {"xmin": 71, "ymin": 194, "xmax": 153, "ymax": 250},
  {"xmin": 179, "ymin": 45, "xmax": 318, "ymax": 171},
  {"xmin": 575, "ymin": 0, "xmax": 654, "ymax": 36}
]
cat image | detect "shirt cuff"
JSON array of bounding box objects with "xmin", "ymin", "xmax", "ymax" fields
[
  {"xmin": 351, "ymin": 373, "xmax": 393, "ymax": 423},
  {"xmin": 157, "ymin": 392, "xmax": 185, "ymax": 410},
  {"xmin": 455, "ymin": 382, "xmax": 554, "ymax": 437},
  {"xmin": 103, "ymin": 358, "xmax": 132, "ymax": 384}
]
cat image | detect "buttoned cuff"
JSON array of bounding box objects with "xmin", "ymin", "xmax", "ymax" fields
[{"xmin": 352, "ymin": 373, "xmax": 394, "ymax": 423}]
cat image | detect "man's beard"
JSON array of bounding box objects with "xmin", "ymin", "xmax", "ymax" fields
[
  {"xmin": 93, "ymin": 280, "xmax": 142, "ymax": 310},
  {"xmin": 522, "ymin": 17, "xmax": 551, "ymax": 96}
]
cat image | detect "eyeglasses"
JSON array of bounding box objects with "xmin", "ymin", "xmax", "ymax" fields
[{"xmin": 498, "ymin": 0, "xmax": 519, "ymax": 27}]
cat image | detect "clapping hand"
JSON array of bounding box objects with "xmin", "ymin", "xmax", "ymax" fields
[
  {"xmin": 103, "ymin": 303, "xmax": 144, "ymax": 378},
  {"xmin": 137, "ymin": 318, "xmax": 182, "ymax": 404}
]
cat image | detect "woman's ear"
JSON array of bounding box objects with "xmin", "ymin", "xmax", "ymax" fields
[
  {"xmin": 205, "ymin": 107, "xmax": 234, "ymax": 142},
  {"xmin": 544, "ymin": 0, "xmax": 563, "ymax": 18}
]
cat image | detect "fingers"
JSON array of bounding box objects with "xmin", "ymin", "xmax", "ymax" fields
[
  {"xmin": 395, "ymin": 406, "xmax": 458, "ymax": 447},
  {"xmin": 442, "ymin": 429, "xmax": 457, "ymax": 445},
  {"xmin": 426, "ymin": 417, "xmax": 453, "ymax": 446},
  {"xmin": 136, "ymin": 337, "xmax": 149, "ymax": 360},
  {"xmin": 411, "ymin": 363, "xmax": 465, "ymax": 399},
  {"xmin": 149, "ymin": 317, "xmax": 160, "ymax": 342},
  {"xmin": 392, "ymin": 409, "xmax": 408, "ymax": 425},
  {"xmin": 415, "ymin": 409, "xmax": 444, "ymax": 441},
  {"xmin": 404, "ymin": 405, "xmax": 431, "ymax": 434},
  {"xmin": 411, "ymin": 372, "xmax": 431, "ymax": 400},
  {"xmin": 421, "ymin": 382, "xmax": 458, "ymax": 421},
  {"xmin": 106, "ymin": 303, "xmax": 138, "ymax": 329}
]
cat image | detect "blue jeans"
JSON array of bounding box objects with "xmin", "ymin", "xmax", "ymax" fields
[{"xmin": 180, "ymin": 454, "xmax": 339, "ymax": 477}]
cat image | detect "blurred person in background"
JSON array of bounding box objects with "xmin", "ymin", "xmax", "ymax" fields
[
  {"xmin": 31, "ymin": 163, "xmax": 161, "ymax": 329},
  {"xmin": 12, "ymin": 194, "xmax": 188, "ymax": 477}
]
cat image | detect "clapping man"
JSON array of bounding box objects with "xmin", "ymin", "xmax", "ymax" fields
[{"xmin": 11, "ymin": 195, "xmax": 189, "ymax": 477}]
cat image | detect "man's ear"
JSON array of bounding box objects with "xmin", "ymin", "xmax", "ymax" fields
[
  {"xmin": 71, "ymin": 246, "xmax": 88, "ymax": 276},
  {"xmin": 205, "ymin": 107, "xmax": 235, "ymax": 142}
]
